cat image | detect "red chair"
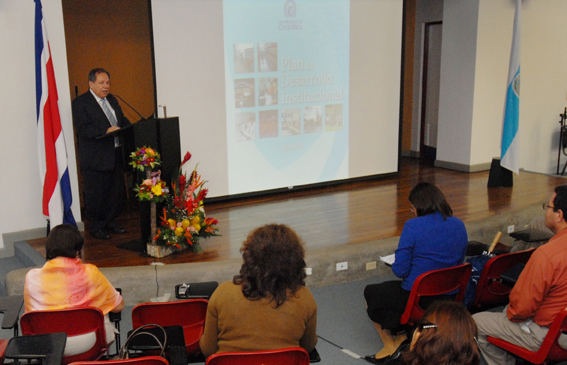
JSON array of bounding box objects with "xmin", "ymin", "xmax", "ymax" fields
[
  {"xmin": 20, "ymin": 307, "xmax": 108, "ymax": 365},
  {"xmin": 0, "ymin": 295, "xmax": 24, "ymax": 365},
  {"xmin": 0, "ymin": 340, "xmax": 7, "ymax": 365},
  {"xmin": 131, "ymin": 299, "xmax": 208, "ymax": 356},
  {"xmin": 487, "ymin": 307, "xmax": 567, "ymax": 364},
  {"xmin": 205, "ymin": 347, "xmax": 310, "ymax": 365},
  {"xmin": 470, "ymin": 248, "xmax": 535, "ymax": 312},
  {"xmin": 400, "ymin": 263, "xmax": 472, "ymax": 325},
  {"xmin": 69, "ymin": 356, "xmax": 169, "ymax": 365}
]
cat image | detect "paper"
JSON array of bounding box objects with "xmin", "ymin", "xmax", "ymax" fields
[{"xmin": 380, "ymin": 254, "xmax": 395, "ymax": 266}]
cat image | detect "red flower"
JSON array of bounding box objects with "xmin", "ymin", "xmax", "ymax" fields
[
  {"xmin": 189, "ymin": 170, "xmax": 197, "ymax": 184},
  {"xmin": 204, "ymin": 217, "xmax": 218, "ymax": 225},
  {"xmin": 181, "ymin": 151, "xmax": 192, "ymax": 167},
  {"xmin": 179, "ymin": 174, "xmax": 186, "ymax": 192},
  {"xmin": 196, "ymin": 188, "xmax": 208, "ymax": 202}
]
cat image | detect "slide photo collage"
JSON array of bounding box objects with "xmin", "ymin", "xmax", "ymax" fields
[{"xmin": 233, "ymin": 42, "xmax": 343, "ymax": 142}]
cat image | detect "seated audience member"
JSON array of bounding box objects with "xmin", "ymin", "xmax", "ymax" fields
[
  {"xmin": 473, "ymin": 185, "xmax": 567, "ymax": 365},
  {"xmin": 199, "ymin": 224, "xmax": 317, "ymax": 357},
  {"xmin": 398, "ymin": 301, "xmax": 479, "ymax": 365},
  {"xmin": 24, "ymin": 224, "xmax": 124, "ymax": 355},
  {"xmin": 363, "ymin": 182, "xmax": 468, "ymax": 363}
]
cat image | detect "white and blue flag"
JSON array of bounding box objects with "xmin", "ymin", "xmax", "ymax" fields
[{"xmin": 501, "ymin": 0, "xmax": 521, "ymax": 174}]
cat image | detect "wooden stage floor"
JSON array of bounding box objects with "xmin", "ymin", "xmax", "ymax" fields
[{"xmin": 28, "ymin": 157, "xmax": 566, "ymax": 268}]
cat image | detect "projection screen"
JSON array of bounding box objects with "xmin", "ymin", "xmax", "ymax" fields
[{"xmin": 151, "ymin": 0, "xmax": 403, "ymax": 198}]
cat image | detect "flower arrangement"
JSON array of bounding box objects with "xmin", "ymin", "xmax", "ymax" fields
[
  {"xmin": 129, "ymin": 146, "xmax": 161, "ymax": 172},
  {"xmin": 155, "ymin": 151, "xmax": 220, "ymax": 250},
  {"xmin": 133, "ymin": 170, "xmax": 170, "ymax": 203}
]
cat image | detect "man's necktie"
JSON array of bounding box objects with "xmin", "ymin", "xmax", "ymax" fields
[
  {"xmin": 101, "ymin": 98, "xmax": 119, "ymax": 147},
  {"xmin": 101, "ymin": 98, "xmax": 118, "ymax": 127}
]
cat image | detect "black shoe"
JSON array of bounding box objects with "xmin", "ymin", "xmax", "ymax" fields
[
  {"xmin": 106, "ymin": 223, "xmax": 126, "ymax": 234},
  {"xmin": 92, "ymin": 229, "xmax": 111, "ymax": 240},
  {"xmin": 362, "ymin": 355, "xmax": 390, "ymax": 364}
]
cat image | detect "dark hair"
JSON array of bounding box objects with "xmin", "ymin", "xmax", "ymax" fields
[
  {"xmin": 88, "ymin": 68, "xmax": 110, "ymax": 83},
  {"xmin": 409, "ymin": 182, "xmax": 453, "ymax": 220},
  {"xmin": 233, "ymin": 224, "xmax": 307, "ymax": 308},
  {"xmin": 553, "ymin": 185, "xmax": 567, "ymax": 214},
  {"xmin": 45, "ymin": 224, "xmax": 84, "ymax": 261},
  {"xmin": 403, "ymin": 301, "xmax": 479, "ymax": 365}
]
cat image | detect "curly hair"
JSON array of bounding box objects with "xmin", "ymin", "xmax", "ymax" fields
[
  {"xmin": 233, "ymin": 224, "xmax": 307, "ymax": 307},
  {"xmin": 403, "ymin": 301, "xmax": 479, "ymax": 365},
  {"xmin": 409, "ymin": 182, "xmax": 453, "ymax": 220},
  {"xmin": 45, "ymin": 224, "xmax": 84, "ymax": 261}
]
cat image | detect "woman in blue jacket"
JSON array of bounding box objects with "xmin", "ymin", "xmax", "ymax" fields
[{"xmin": 363, "ymin": 182, "xmax": 468, "ymax": 364}]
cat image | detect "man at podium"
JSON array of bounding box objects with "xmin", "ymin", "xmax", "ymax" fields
[{"xmin": 72, "ymin": 68, "xmax": 130, "ymax": 240}]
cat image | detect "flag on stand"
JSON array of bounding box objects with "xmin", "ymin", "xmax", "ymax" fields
[
  {"xmin": 500, "ymin": 0, "xmax": 521, "ymax": 174},
  {"xmin": 35, "ymin": 0, "xmax": 76, "ymax": 228}
]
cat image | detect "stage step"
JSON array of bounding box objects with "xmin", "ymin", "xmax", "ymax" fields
[{"xmin": 0, "ymin": 241, "xmax": 44, "ymax": 297}]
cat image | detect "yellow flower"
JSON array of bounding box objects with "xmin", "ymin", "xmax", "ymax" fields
[{"xmin": 151, "ymin": 184, "xmax": 163, "ymax": 196}]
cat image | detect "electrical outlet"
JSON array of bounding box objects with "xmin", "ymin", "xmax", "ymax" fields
[
  {"xmin": 507, "ymin": 225, "xmax": 515, "ymax": 233},
  {"xmin": 366, "ymin": 261, "xmax": 377, "ymax": 270},
  {"xmin": 305, "ymin": 267, "xmax": 312, "ymax": 275},
  {"xmin": 336, "ymin": 262, "xmax": 348, "ymax": 271}
]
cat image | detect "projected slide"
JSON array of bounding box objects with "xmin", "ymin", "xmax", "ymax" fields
[{"xmin": 224, "ymin": 0, "xmax": 349, "ymax": 194}]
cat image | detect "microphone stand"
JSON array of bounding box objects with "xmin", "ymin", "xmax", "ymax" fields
[{"xmin": 113, "ymin": 94, "xmax": 150, "ymax": 122}]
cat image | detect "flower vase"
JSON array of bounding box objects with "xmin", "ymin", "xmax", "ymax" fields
[{"xmin": 146, "ymin": 242, "xmax": 182, "ymax": 258}]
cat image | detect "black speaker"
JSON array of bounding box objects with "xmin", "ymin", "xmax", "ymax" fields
[{"xmin": 487, "ymin": 158, "xmax": 513, "ymax": 187}]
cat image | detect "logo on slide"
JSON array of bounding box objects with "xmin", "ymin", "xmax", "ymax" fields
[{"xmin": 284, "ymin": 0, "xmax": 296, "ymax": 18}]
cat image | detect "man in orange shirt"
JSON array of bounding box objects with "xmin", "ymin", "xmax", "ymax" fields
[{"xmin": 473, "ymin": 185, "xmax": 567, "ymax": 365}]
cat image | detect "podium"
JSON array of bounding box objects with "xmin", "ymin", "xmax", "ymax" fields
[
  {"xmin": 129, "ymin": 117, "xmax": 181, "ymax": 250},
  {"xmin": 132, "ymin": 117, "xmax": 181, "ymax": 183}
]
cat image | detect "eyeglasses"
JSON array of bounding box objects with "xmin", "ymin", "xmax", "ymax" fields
[{"xmin": 543, "ymin": 203, "xmax": 555, "ymax": 210}]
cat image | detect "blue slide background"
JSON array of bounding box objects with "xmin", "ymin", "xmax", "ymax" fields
[{"xmin": 224, "ymin": 0, "xmax": 350, "ymax": 194}]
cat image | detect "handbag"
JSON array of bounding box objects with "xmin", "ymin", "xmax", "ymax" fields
[{"xmin": 117, "ymin": 324, "xmax": 168, "ymax": 359}]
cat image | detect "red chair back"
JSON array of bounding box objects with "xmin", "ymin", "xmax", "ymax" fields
[
  {"xmin": 400, "ymin": 263, "xmax": 472, "ymax": 325},
  {"xmin": 69, "ymin": 356, "xmax": 169, "ymax": 365},
  {"xmin": 487, "ymin": 307, "xmax": 567, "ymax": 364},
  {"xmin": 472, "ymin": 248, "xmax": 535, "ymax": 310},
  {"xmin": 205, "ymin": 347, "xmax": 310, "ymax": 365},
  {"xmin": 0, "ymin": 339, "xmax": 8, "ymax": 365},
  {"xmin": 20, "ymin": 307, "xmax": 107, "ymax": 365},
  {"xmin": 131, "ymin": 299, "xmax": 208, "ymax": 356}
]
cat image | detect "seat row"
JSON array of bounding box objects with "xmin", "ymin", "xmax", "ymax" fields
[{"xmin": 2, "ymin": 247, "xmax": 567, "ymax": 365}]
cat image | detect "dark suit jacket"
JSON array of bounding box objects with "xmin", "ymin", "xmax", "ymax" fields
[{"xmin": 72, "ymin": 91, "xmax": 130, "ymax": 171}]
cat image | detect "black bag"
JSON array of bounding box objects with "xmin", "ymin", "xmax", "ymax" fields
[{"xmin": 117, "ymin": 324, "xmax": 167, "ymax": 359}]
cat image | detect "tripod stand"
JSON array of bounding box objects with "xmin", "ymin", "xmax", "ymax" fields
[{"xmin": 557, "ymin": 107, "xmax": 567, "ymax": 175}]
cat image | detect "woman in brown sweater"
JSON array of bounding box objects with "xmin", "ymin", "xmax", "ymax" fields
[{"xmin": 199, "ymin": 224, "xmax": 317, "ymax": 357}]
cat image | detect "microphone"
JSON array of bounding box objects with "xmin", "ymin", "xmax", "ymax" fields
[{"xmin": 113, "ymin": 94, "xmax": 150, "ymax": 122}]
